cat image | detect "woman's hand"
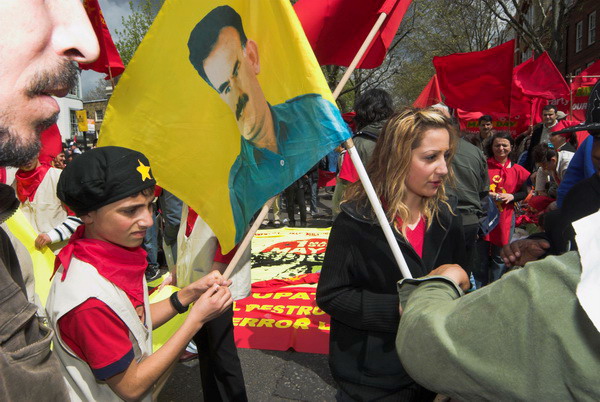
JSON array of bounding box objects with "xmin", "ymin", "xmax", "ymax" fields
[
  {"xmin": 428, "ymin": 264, "xmax": 470, "ymax": 291},
  {"xmin": 496, "ymin": 193, "xmax": 514, "ymax": 203}
]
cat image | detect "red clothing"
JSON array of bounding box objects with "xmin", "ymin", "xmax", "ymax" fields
[
  {"xmin": 395, "ymin": 216, "xmax": 426, "ymax": 258},
  {"xmin": 54, "ymin": 225, "xmax": 147, "ymax": 380},
  {"xmin": 14, "ymin": 164, "xmax": 51, "ymax": 202},
  {"xmin": 484, "ymin": 158, "xmax": 530, "ymax": 247},
  {"xmin": 59, "ymin": 298, "xmax": 134, "ymax": 380}
]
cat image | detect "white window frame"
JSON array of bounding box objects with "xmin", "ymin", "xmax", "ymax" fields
[
  {"xmin": 576, "ymin": 20, "xmax": 583, "ymax": 53},
  {"xmin": 589, "ymin": 12, "xmax": 596, "ymax": 45},
  {"xmin": 70, "ymin": 110, "xmax": 79, "ymax": 139},
  {"xmin": 95, "ymin": 109, "xmax": 104, "ymax": 122}
]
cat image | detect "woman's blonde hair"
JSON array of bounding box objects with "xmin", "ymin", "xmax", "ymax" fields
[{"xmin": 343, "ymin": 107, "xmax": 457, "ymax": 235}]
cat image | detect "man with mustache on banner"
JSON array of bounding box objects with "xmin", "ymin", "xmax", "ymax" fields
[{"xmin": 187, "ymin": 5, "xmax": 350, "ymax": 244}]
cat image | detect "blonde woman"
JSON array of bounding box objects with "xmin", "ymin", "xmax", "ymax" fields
[{"xmin": 317, "ymin": 107, "xmax": 467, "ymax": 401}]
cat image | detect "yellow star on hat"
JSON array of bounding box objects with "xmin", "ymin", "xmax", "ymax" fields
[{"xmin": 136, "ymin": 160, "xmax": 152, "ymax": 181}]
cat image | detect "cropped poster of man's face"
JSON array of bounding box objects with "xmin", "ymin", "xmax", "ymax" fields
[
  {"xmin": 99, "ymin": 1, "xmax": 350, "ymax": 252},
  {"xmin": 203, "ymin": 26, "xmax": 265, "ymax": 143}
]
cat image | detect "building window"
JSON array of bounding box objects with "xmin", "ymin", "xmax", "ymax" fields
[
  {"xmin": 576, "ymin": 20, "xmax": 583, "ymax": 53},
  {"xmin": 95, "ymin": 109, "xmax": 104, "ymax": 121},
  {"xmin": 589, "ymin": 12, "xmax": 597, "ymax": 45},
  {"xmin": 70, "ymin": 110, "xmax": 79, "ymax": 138}
]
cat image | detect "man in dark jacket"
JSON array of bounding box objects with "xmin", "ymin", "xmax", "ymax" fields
[
  {"xmin": 447, "ymin": 136, "xmax": 489, "ymax": 274},
  {"xmin": 0, "ymin": 1, "xmax": 99, "ymax": 398}
]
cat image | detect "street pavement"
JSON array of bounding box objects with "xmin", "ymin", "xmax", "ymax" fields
[
  {"xmin": 159, "ymin": 189, "xmax": 338, "ymax": 401},
  {"xmin": 159, "ymin": 348, "xmax": 336, "ymax": 401}
]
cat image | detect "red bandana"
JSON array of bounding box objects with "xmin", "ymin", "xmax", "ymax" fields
[
  {"xmin": 53, "ymin": 225, "xmax": 148, "ymax": 307},
  {"xmin": 15, "ymin": 164, "xmax": 51, "ymax": 203}
]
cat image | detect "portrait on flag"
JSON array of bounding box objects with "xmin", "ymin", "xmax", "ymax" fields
[{"xmin": 99, "ymin": 0, "xmax": 350, "ymax": 252}]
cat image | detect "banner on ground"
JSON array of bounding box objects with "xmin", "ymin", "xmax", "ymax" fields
[
  {"xmin": 99, "ymin": 0, "xmax": 350, "ymax": 252},
  {"xmin": 233, "ymin": 227, "xmax": 332, "ymax": 354}
]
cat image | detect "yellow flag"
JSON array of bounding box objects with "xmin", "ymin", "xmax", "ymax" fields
[
  {"xmin": 75, "ymin": 110, "xmax": 88, "ymax": 132},
  {"xmin": 99, "ymin": 0, "xmax": 350, "ymax": 252},
  {"xmin": 6, "ymin": 210, "xmax": 55, "ymax": 306}
]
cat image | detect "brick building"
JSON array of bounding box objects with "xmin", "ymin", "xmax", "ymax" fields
[
  {"xmin": 558, "ymin": 0, "xmax": 600, "ymax": 77},
  {"xmin": 83, "ymin": 98, "xmax": 109, "ymax": 138}
]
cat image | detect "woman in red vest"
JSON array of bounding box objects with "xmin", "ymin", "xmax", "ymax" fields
[{"xmin": 476, "ymin": 132, "xmax": 530, "ymax": 287}]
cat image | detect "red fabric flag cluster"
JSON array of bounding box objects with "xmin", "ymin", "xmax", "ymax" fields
[
  {"xmin": 413, "ymin": 75, "xmax": 442, "ymax": 108},
  {"xmin": 571, "ymin": 59, "xmax": 600, "ymax": 89},
  {"xmin": 79, "ymin": 0, "xmax": 125, "ymax": 79},
  {"xmin": 294, "ymin": 0, "xmax": 412, "ymax": 69},
  {"xmin": 433, "ymin": 40, "xmax": 515, "ymax": 114},
  {"xmin": 513, "ymin": 52, "xmax": 569, "ymax": 99}
]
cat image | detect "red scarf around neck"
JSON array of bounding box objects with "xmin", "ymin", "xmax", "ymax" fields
[
  {"xmin": 53, "ymin": 225, "xmax": 148, "ymax": 307},
  {"xmin": 15, "ymin": 164, "xmax": 51, "ymax": 203}
]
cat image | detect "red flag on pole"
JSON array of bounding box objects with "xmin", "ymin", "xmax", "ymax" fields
[
  {"xmin": 413, "ymin": 75, "xmax": 442, "ymax": 108},
  {"xmin": 433, "ymin": 40, "xmax": 514, "ymax": 114},
  {"xmin": 571, "ymin": 59, "xmax": 600, "ymax": 89},
  {"xmin": 513, "ymin": 52, "xmax": 569, "ymax": 99},
  {"xmin": 79, "ymin": 0, "xmax": 125, "ymax": 79},
  {"xmin": 294, "ymin": 0, "xmax": 412, "ymax": 69}
]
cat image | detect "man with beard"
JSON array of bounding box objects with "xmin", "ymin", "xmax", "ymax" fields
[
  {"xmin": 0, "ymin": 1, "xmax": 99, "ymax": 398},
  {"xmin": 187, "ymin": 5, "xmax": 350, "ymax": 244}
]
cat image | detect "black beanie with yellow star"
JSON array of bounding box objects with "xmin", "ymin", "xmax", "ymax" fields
[{"xmin": 57, "ymin": 146, "xmax": 156, "ymax": 215}]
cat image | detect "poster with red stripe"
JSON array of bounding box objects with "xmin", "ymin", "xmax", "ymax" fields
[{"xmin": 233, "ymin": 227, "xmax": 331, "ymax": 354}]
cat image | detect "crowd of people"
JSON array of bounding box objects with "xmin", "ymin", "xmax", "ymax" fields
[{"xmin": 1, "ymin": 1, "xmax": 599, "ymax": 401}]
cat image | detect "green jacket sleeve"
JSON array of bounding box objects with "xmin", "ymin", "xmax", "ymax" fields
[{"xmin": 396, "ymin": 252, "xmax": 600, "ymax": 401}]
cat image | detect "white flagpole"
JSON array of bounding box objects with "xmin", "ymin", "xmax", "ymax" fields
[
  {"xmin": 332, "ymin": 12, "xmax": 388, "ymax": 99},
  {"xmin": 222, "ymin": 197, "xmax": 275, "ymax": 280},
  {"xmin": 331, "ymin": 10, "xmax": 413, "ymax": 279}
]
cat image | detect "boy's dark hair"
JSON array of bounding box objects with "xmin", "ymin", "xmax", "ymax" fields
[
  {"xmin": 486, "ymin": 131, "xmax": 514, "ymax": 158},
  {"xmin": 478, "ymin": 115, "xmax": 493, "ymax": 124},
  {"xmin": 353, "ymin": 89, "xmax": 394, "ymax": 130},
  {"xmin": 532, "ymin": 143, "xmax": 557, "ymax": 164},
  {"xmin": 188, "ymin": 5, "xmax": 247, "ymax": 88},
  {"xmin": 542, "ymin": 105, "xmax": 557, "ymax": 114}
]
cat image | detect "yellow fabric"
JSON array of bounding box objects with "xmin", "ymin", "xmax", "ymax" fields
[
  {"xmin": 98, "ymin": 0, "xmax": 336, "ymax": 252},
  {"xmin": 148, "ymin": 285, "xmax": 189, "ymax": 353},
  {"xmin": 5, "ymin": 209, "xmax": 55, "ymax": 306}
]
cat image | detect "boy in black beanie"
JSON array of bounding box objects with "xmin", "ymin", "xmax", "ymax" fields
[{"xmin": 46, "ymin": 146, "xmax": 232, "ymax": 401}]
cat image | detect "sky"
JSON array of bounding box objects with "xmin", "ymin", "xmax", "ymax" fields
[{"xmin": 80, "ymin": 0, "xmax": 135, "ymax": 96}]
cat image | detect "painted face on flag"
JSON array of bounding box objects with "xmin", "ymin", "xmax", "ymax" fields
[
  {"xmin": 203, "ymin": 27, "xmax": 269, "ymax": 144},
  {"xmin": 0, "ymin": 0, "xmax": 98, "ymax": 167}
]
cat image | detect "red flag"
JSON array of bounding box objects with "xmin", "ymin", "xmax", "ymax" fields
[
  {"xmin": 294, "ymin": 0, "xmax": 412, "ymax": 69},
  {"xmin": 413, "ymin": 75, "xmax": 442, "ymax": 108},
  {"xmin": 571, "ymin": 59, "xmax": 600, "ymax": 89},
  {"xmin": 433, "ymin": 40, "xmax": 514, "ymax": 114},
  {"xmin": 79, "ymin": 0, "xmax": 125, "ymax": 79},
  {"xmin": 513, "ymin": 52, "xmax": 569, "ymax": 99},
  {"xmin": 38, "ymin": 124, "xmax": 63, "ymax": 166}
]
